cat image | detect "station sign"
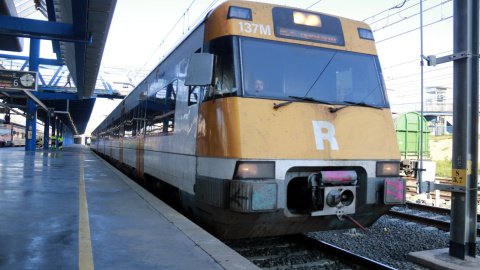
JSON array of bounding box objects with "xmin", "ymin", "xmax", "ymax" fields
[{"xmin": 0, "ymin": 70, "xmax": 38, "ymax": 91}]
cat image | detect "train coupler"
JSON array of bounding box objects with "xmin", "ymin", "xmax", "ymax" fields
[{"xmin": 308, "ymin": 171, "xmax": 357, "ymax": 217}]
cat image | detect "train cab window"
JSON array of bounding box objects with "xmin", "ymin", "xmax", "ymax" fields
[
  {"xmin": 145, "ymin": 80, "xmax": 177, "ymax": 135},
  {"xmin": 240, "ymin": 37, "xmax": 388, "ymax": 108},
  {"xmin": 202, "ymin": 36, "xmax": 240, "ymax": 101}
]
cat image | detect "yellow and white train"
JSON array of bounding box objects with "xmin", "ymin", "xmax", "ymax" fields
[{"xmin": 91, "ymin": 0, "xmax": 405, "ymax": 239}]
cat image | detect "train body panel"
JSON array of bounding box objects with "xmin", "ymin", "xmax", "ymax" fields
[
  {"xmin": 110, "ymin": 139, "xmax": 120, "ymax": 162},
  {"xmin": 197, "ymin": 98, "xmax": 399, "ymax": 159},
  {"xmin": 91, "ymin": 1, "xmax": 405, "ymax": 239},
  {"xmin": 204, "ymin": 1, "xmax": 377, "ymax": 55},
  {"xmin": 144, "ymin": 151, "xmax": 197, "ymax": 194},
  {"xmin": 122, "ymin": 138, "xmax": 137, "ymax": 168}
]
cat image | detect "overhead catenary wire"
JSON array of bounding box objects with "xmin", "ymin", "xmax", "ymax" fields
[
  {"xmin": 371, "ymin": 0, "xmax": 452, "ymax": 32},
  {"xmin": 388, "ymin": 76, "xmax": 453, "ymax": 90},
  {"xmin": 132, "ymin": 0, "xmax": 455, "ymax": 112},
  {"xmin": 363, "ymin": 0, "xmax": 415, "ymax": 22},
  {"xmin": 385, "ymin": 66, "xmax": 452, "ymax": 81},
  {"xmin": 382, "ymin": 50, "xmax": 452, "ymax": 69},
  {"xmin": 365, "ymin": 0, "xmax": 422, "ymax": 28},
  {"xmin": 133, "ymin": 0, "xmax": 220, "ymax": 80},
  {"xmin": 376, "ymin": 15, "xmax": 452, "ymax": 43},
  {"xmin": 387, "ymin": 75, "xmax": 453, "ymax": 89},
  {"xmin": 306, "ymin": 0, "xmax": 324, "ymax": 10},
  {"xmin": 387, "ymin": 74, "xmax": 453, "ymax": 88}
]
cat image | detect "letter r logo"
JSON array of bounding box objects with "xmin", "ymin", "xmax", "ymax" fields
[{"xmin": 312, "ymin": 121, "xmax": 339, "ymax": 150}]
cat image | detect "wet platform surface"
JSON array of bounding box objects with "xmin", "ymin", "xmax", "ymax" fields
[{"xmin": 0, "ymin": 145, "xmax": 258, "ymax": 269}]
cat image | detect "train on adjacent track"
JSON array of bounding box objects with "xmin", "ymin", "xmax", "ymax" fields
[
  {"xmin": 0, "ymin": 122, "xmax": 45, "ymax": 148},
  {"xmin": 0, "ymin": 122, "xmax": 26, "ymax": 147},
  {"xmin": 91, "ymin": 0, "xmax": 406, "ymax": 239},
  {"xmin": 394, "ymin": 111, "xmax": 431, "ymax": 176}
]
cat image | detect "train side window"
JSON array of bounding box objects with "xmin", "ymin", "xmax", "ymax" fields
[
  {"xmin": 202, "ymin": 36, "xmax": 239, "ymax": 102},
  {"xmin": 188, "ymin": 86, "xmax": 200, "ymax": 106},
  {"xmin": 124, "ymin": 110, "xmax": 134, "ymax": 138},
  {"xmin": 145, "ymin": 80, "xmax": 177, "ymax": 135}
]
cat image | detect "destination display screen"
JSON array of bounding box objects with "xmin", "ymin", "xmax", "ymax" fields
[
  {"xmin": 277, "ymin": 27, "xmax": 341, "ymax": 45},
  {"xmin": 0, "ymin": 70, "xmax": 38, "ymax": 91},
  {"xmin": 272, "ymin": 7, "xmax": 345, "ymax": 46}
]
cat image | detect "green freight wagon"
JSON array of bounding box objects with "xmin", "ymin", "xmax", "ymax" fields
[{"xmin": 394, "ymin": 112, "xmax": 430, "ymax": 176}]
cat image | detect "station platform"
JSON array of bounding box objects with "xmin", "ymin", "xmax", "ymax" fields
[{"xmin": 0, "ymin": 145, "xmax": 258, "ymax": 269}]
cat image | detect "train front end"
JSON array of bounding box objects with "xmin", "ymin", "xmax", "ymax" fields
[{"xmin": 189, "ymin": 1, "xmax": 404, "ymax": 239}]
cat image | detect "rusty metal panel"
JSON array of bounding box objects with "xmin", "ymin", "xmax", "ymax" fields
[
  {"xmin": 230, "ymin": 181, "xmax": 251, "ymax": 212},
  {"xmin": 251, "ymin": 183, "xmax": 277, "ymax": 211}
]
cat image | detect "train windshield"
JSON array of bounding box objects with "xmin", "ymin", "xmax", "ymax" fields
[{"xmin": 241, "ymin": 37, "xmax": 389, "ymax": 108}]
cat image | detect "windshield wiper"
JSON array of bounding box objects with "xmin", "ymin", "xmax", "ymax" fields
[
  {"xmin": 329, "ymin": 101, "xmax": 381, "ymax": 113},
  {"xmin": 275, "ymin": 52, "xmax": 338, "ymax": 110},
  {"xmin": 274, "ymin": 96, "xmax": 333, "ymax": 109}
]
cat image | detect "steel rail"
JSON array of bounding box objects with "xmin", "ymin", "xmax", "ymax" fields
[
  {"xmin": 387, "ymin": 207, "xmax": 480, "ymax": 235},
  {"xmin": 405, "ymin": 201, "xmax": 480, "ymax": 223},
  {"xmin": 292, "ymin": 234, "xmax": 397, "ymax": 270}
]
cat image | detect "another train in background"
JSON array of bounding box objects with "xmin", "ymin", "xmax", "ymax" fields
[
  {"xmin": 0, "ymin": 122, "xmax": 26, "ymax": 147},
  {"xmin": 0, "ymin": 122, "xmax": 44, "ymax": 147},
  {"xmin": 394, "ymin": 112, "xmax": 431, "ymax": 176},
  {"xmin": 91, "ymin": 1, "xmax": 406, "ymax": 239}
]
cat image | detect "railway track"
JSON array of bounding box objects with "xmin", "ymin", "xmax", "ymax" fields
[
  {"xmin": 405, "ymin": 177, "xmax": 480, "ymax": 207},
  {"xmin": 224, "ymin": 234, "xmax": 395, "ymax": 270},
  {"xmin": 388, "ymin": 202, "xmax": 480, "ymax": 235}
]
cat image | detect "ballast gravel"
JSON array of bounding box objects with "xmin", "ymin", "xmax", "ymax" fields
[{"xmin": 307, "ymin": 206, "xmax": 480, "ymax": 270}]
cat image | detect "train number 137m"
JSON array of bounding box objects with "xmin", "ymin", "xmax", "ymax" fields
[{"xmin": 238, "ymin": 22, "xmax": 271, "ymax": 36}]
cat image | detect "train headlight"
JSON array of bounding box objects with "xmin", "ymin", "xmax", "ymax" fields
[
  {"xmin": 376, "ymin": 162, "xmax": 400, "ymax": 177},
  {"xmin": 233, "ymin": 161, "xmax": 275, "ymax": 179}
]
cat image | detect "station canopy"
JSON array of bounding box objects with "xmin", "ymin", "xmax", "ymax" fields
[{"xmin": 0, "ymin": 0, "xmax": 117, "ymax": 134}]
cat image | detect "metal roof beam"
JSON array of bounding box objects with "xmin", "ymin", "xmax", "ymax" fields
[
  {"xmin": 71, "ymin": 0, "xmax": 88, "ymax": 100},
  {"xmin": 45, "ymin": 0, "xmax": 63, "ymax": 65},
  {"xmin": 21, "ymin": 90, "xmax": 48, "ymax": 111},
  {"xmin": 0, "ymin": 53, "xmax": 59, "ymax": 66},
  {"xmin": 0, "ymin": 14, "xmax": 91, "ymax": 43},
  {"xmin": 0, "ymin": 102, "xmax": 26, "ymax": 115}
]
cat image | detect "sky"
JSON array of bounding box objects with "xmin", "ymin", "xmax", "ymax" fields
[{"xmin": 0, "ymin": 0, "xmax": 456, "ymax": 134}]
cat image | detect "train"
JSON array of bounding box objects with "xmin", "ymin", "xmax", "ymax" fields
[
  {"xmin": 91, "ymin": 0, "xmax": 405, "ymax": 239},
  {"xmin": 0, "ymin": 122, "xmax": 26, "ymax": 147},
  {"xmin": 0, "ymin": 122, "xmax": 45, "ymax": 148},
  {"xmin": 394, "ymin": 112, "xmax": 431, "ymax": 176}
]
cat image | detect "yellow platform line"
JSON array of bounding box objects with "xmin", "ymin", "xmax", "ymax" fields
[{"xmin": 79, "ymin": 157, "xmax": 94, "ymax": 269}]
